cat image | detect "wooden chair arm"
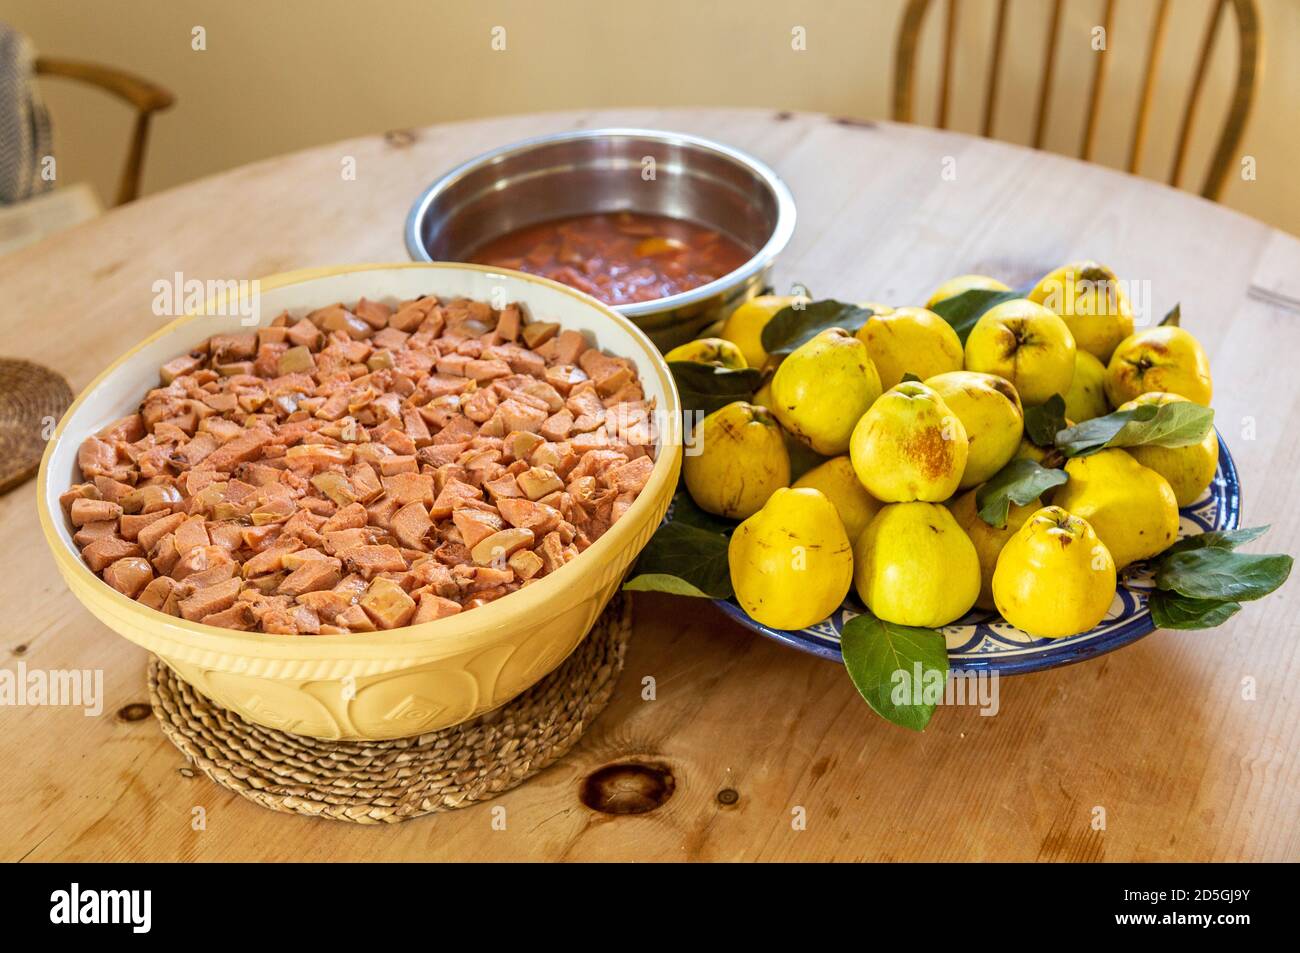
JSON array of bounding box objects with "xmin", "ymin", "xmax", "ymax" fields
[
  {"xmin": 34, "ymin": 56, "xmax": 175, "ymax": 114},
  {"xmin": 32, "ymin": 56, "xmax": 175, "ymax": 205}
]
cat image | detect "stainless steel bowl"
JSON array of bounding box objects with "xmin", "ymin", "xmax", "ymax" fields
[{"xmin": 405, "ymin": 128, "xmax": 796, "ymax": 349}]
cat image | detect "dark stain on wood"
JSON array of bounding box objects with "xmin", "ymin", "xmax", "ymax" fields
[
  {"xmin": 11, "ymin": 643, "xmax": 26, "ymax": 656},
  {"xmin": 1037, "ymin": 801, "xmax": 1106, "ymax": 862},
  {"xmin": 1038, "ymin": 823, "xmax": 1106, "ymax": 862},
  {"xmin": 716, "ymin": 787, "xmax": 740, "ymax": 807},
  {"xmin": 384, "ymin": 129, "xmax": 418, "ymax": 149},
  {"xmin": 809, "ymin": 755, "xmax": 835, "ymax": 782},
  {"xmin": 92, "ymin": 260, "xmax": 126, "ymax": 280},
  {"xmin": 580, "ymin": 761, "xmax": 675, "ymax": 815},
  {"xmin": 116, "ymin": 703, "xmax": 151, "ymax": 723}
]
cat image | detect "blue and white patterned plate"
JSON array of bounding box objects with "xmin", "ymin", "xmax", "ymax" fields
[{"xmin": 716, "ymin": 432, "xmax": 1241, "ymax": 675}]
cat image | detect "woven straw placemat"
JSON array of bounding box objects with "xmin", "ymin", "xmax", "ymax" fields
[
  {"xmin": 0, "ymin": 357, "xmax": 73, "ymax": 495},
  {"xmin": 149, "ymin": 594, "xmax": 631, "ymax": 824}
]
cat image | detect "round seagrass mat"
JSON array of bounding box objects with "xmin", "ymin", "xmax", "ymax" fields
[
  {"xmin": 0, "ymin": 358, "xmax": 73, "ymax": 495},
  {"xmin": 149, "ymin": 594, "xmax": 632, "ymax": 824}
]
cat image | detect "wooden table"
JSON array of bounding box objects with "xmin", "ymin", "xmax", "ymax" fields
[{"xmin": 3, "ymin": 108, "xmax": 1298, "ymax": 862}]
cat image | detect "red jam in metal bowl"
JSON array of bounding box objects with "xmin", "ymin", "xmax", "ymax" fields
[{"xmin": 469, "ymin": 211, "xmax": 752, "ymax": 307}]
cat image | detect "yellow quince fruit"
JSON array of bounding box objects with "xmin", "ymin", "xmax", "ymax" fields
[
  {"xmin": 664, "ymin": 337, "xmax": 748, "ymax": 369},
  {"xmin": 1029, "ymin": 261, "xmax": 1135, "ymax": 363},
  {"xmin": 964, "ymin": 299, "xmax": 1077, "ymax": 405},
  {"xmin": 683, "ymin": 401, "xmax": 790, "ymax": 519},
  {"xmin": 849, "ymin": 381, "xmax": 968, "ymax": 502},
  {"xmin": 853, "ymin": 502, "xmax": 980, "ymax": 626},
  {"xmin": 770, "ymin": 328, "xmax": 882, "ymax": 455},
  {"xmin": 753, "ymin": 376, "xmax": 825, "ymax": 481},
  {"xmin": 1118, "ymin": 391, "xmax": 1219, "ymax": 507},
  {"xmin": 855, "ymin": 306, "xmax": 963, "ymax": 391},
  {"xmin": 992, "ymin": 505, "xmax": 1117, "ymax": 638},
  {"xmin": 1062, "ymin": 350, "xmax": 1110, "ymax": 422},
  {"xmin": 925, "ymin": 370, "xmax": 1024, "ymax": 488},
  {"xmin": 729, "ymin": 487, "xmax": 854, "ymax": 630},
  {"xmin": 925, "ymin": 274, "xmax": 1009, "ymax": 309},
  {"xmin": 1052, "ymin": 448, "xmax": 1180, "ymax": 568},
  {"xmin": 719, "ymin": 294, "xmax": 808, "ymax": 369},
  {"xmin": 793, "ymin": 456, "xmax": 883, "ymax": 541},
  {"xmin": 948, "ymin": 487, "xmax": 1042, "ymax": 611},
  {"xmin": 1105, "ymin": 325, "xmax": 1213, "ymax": 407}
]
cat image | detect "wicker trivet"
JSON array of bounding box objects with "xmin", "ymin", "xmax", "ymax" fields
[
  {"xmin": 149, "ymin": 594, "xmax": 631, "ymax": 823},
  {"xmin": 0, "ymin": 358, "xmax": 73, "ymax": 495}
]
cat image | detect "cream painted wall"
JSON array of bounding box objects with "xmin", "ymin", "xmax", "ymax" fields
[{"xmin": 6, "ymin": 0, "xmax": 1298, "ymax": 234}]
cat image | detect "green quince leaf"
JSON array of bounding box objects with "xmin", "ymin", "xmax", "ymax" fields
[
  {"xmin": 1154, "ymin": 549, "xmax": 1293, "ymax": 602},
  {"xmin": 623, "ymin": 493, "xmax": 737, "ymax": 599},
  {"xmin": 840, "ymin": 610, "xmax": 950, "ymax": 731},
  {"xmin": 1162, "ymin": 525, "xmax": 1269, "ymax": 557},
  {"xmin": 1056, "ymin": 402, "xmax": 1214, "ymax": 457},
  {"xmin": 623, "ymin": 518, "xmax": 734, "ymax": 599},
  {"xmin": 1024, "ymin": 394, "xmax": 1068, "ymax": 448},
  {"xmin": 1147, "ymin": 590, "xmax": 1241, "ymax": 629},
  {"xmin": 760, "ymin": 300, "xmax": 874, "ymax": 357},
  {"xmin": 622, "ymin": 573, "xmax": 717, "ymax": 599},
  {"xmin": 975, "ymin": 459, "xmax": 1068, "ymax": 528},
  {"xmin": 668, "ymin": 361, "xmax": 763, "ymax": 416},
  {"xmin": 929, "ymin": 289, "xmax": 1026, "ymax": 345}
]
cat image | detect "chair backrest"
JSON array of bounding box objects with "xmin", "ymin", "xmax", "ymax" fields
[
  {"xmin": 34, "ymin": 57, "xmax": 175, "ymax": 206},
  {"xmin": 892, "ymin": 0, "xmax": 1261, "ymax": 200}
]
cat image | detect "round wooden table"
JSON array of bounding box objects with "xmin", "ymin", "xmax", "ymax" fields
[{"xmin": 3, "ymin": 108, "xmax": 1297, "ymax": 861}]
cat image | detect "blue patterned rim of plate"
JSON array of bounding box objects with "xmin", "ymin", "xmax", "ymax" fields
[{"xmin": 715, "ymin": 431, "xmax": 1241, "ymax": 675}]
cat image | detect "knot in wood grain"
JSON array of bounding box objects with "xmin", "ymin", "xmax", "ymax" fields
[{"xmin": 579, "ymin": 761, "xmax": 675, "ymax": 814}]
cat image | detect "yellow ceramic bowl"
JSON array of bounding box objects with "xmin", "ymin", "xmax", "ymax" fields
[{"xmin": 38, "ymin": 263, "xmax": 682, "ymax": 740}]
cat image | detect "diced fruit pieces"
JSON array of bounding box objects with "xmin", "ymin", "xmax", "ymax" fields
[
  {"xmin": 67, "ymin": 292, "xmax": 654, "ymax": 634},
  {"xmin": 359, "ymin": 577, "xmax": 416, "ymax": 630}
]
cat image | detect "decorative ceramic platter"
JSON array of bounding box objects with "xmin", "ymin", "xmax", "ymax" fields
[{"xmin": 716, "ymin": 432, "xmax": 1241, "ymax": 675}]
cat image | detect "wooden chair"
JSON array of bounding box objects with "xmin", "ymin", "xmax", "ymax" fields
[
  {"xmin": 34, "ymin": 57, "xmax": 175, "ymax": 206},
  {"xmin": 892, "ymin": 0, "xmax": 1261, "ymax": 200}
]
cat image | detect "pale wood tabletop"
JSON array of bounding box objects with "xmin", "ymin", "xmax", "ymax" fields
[{"xmin": 2, "ymin": 108, "xmax": 1297, "ymax": 862}]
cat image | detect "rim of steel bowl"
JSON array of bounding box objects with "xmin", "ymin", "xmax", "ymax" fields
[{"xmin": 404, "ymin": 127, "xmax": 797, "ymax": 318}]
